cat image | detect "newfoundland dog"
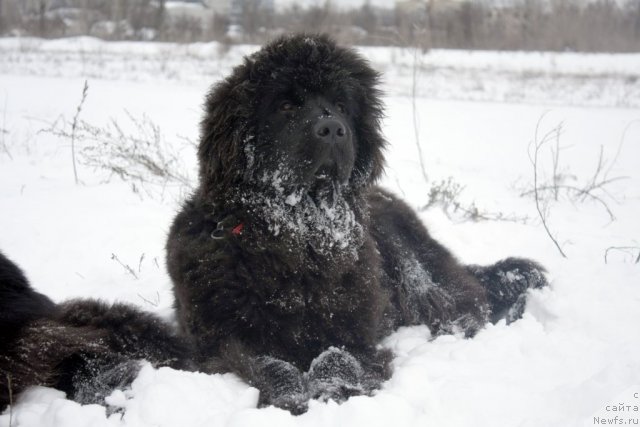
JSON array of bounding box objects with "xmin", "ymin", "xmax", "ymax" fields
[
  {"xmin": 0, "ymin": 34, "xmax": 546, "ymax": 415},
  {"xmin": 165, "ymin": 34, "xmax": 547, "ymax": 412},
  {"xmin": 0, "ymin": 251, "xmax": 190, "ymax": 410}
]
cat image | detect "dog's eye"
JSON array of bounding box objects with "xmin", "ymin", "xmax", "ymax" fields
[
  {"xmin": 279, "ymin": 101, "xmax": 295, "ymax": 112},
  {"xmin": 336, "ymin": 102, "xmax": 347, "ymax": 114}
]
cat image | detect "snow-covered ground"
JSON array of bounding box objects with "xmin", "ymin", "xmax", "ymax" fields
[{"xmin": 0, "ymin": 38, "xmax": 639, "ymax": 427}]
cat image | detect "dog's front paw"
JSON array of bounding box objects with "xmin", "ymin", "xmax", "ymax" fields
[
  {"xmin": 306, "ymin": 347, "xmax": 365, "ymax": 403},
  {"xmin": 70, "ymin": 357, "xmax": 142, "ymax": 406},
  {"xmin": 255, "ymin": 356, "xmax": 308, "ymax": 414},
  {"xmin": 468, "ymin": 257, "xmax": 548, "ymax": 324}
]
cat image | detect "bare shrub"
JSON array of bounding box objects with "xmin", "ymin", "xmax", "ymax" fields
[
  {"xmin": 523, "ymin": 121, "xmax": 626, "ymax": 221},
  {"xmin": 47, "ymin": 111, "xmax": 193, "ymax": 200},
  {"xmin": 410, "ymin": 46, "xmax": 429, "ymax": 184},
  {"xmin": 71, "ymin": 80, "xmax": 89, "ymax": 185},
  {"xmin": 604, "ymin": 246, "xmax": 640, "ymax": 264},
  {"xmin": 523, "ymin": 115, "xmax": 628, "ymax": 258},
  {"xmin": 110, "ymin": 253, "xmax": 139, "ymax": 280},
  {"xmin": 526, "ymin": 117, "xmax": 568, "ymax": 258},
  {"xmin": 422, "ymin": 177, "xmax": 528, "ymax": 223}
]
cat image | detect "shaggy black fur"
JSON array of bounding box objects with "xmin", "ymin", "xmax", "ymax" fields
[
  {"xmin": 0, "ymin": 34, "xmax": 547, "ymax": 415},
  {"xmin": 0, "ymin": 252, "xmax": 190, "ymax": 411},
  {"xmin": 166, "ymin": 33, "xmax": 548, "ymax": 413},
  {"xmin": 0, "ymin": 252, "xmax": 55, "ymax": 346}
]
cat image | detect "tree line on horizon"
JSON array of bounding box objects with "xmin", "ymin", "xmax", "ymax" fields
[{"xmin": 0, "ymin": 0, "xmax": 639, "ymax": 52}]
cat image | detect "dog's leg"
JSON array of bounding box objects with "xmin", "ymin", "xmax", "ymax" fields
[
  {"xmin": 306, "ymin": 347, "xmax": 392, "ymax": 404},
  {"xmin": 57, "ymin": 299, "xmax": 191, "ymax": 370},
  {"xmin": 307, "ymin": 347, "xmax": 364, "ymax": 403},
  {"xmin": 254, "ymin": 356, "xmax": 308, "ymax": 414},
  {"xmin": 0, "ymin": 252, "xmax": 191, "ymax": 410},
  {"xmin": 201, "ymin": 339, "xmax": 308, "ymax": 414},
  {"xmin": 467, "ymin": 257, "xmax": 548, "ymax": 324}
]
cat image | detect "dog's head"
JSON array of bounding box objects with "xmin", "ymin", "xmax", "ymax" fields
[{"xmin": 198, "ymin": 34, "xmax": 386, "ymax": 199}]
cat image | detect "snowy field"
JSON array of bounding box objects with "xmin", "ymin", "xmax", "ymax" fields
[{"xmin": 0, "ymin": 38, "xmax": 639, "ymax": 427}]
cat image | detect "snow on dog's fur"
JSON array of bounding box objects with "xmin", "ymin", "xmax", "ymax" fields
[
  {"xmin": 0, "ymin": 33, "xmax": 547, "ymax": 415},
  {"xmin": 166, "ymin": 34, "xmax": 548, "ymax": 413}
]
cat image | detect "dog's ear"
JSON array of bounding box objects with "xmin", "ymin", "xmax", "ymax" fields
[
  {"xmin": 198, "ymin": 61, "xmax": 257, "ymax": 195},
  {"xmin": 348, "ymin": 61, "xmax": 387, "ymax": 187}
]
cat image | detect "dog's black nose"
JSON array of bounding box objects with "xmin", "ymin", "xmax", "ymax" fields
[{"xmin": 314, "ymin": 118, "xmax": 347, "ymax": 143}]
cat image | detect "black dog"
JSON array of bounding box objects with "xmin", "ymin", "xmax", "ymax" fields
[
  {"xmin": 0, "ymin": 34, "xmax": 546, "ymax": 415},
  {"xmin": 165, "ymin": 34, "xmax": 547, "ymax": 413},
  {"xmin": 0, "ymin": 251, "xmax": 189, "ymax": 410}
]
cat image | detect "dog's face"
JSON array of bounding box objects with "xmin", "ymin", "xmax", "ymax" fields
[
  {"xmin": 198, "ymin": 34, "xmax": 386, "ymax": 200},
  {"xmin": 254, "ymin": 90, "xmax": 358, "ymax": 197}
]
